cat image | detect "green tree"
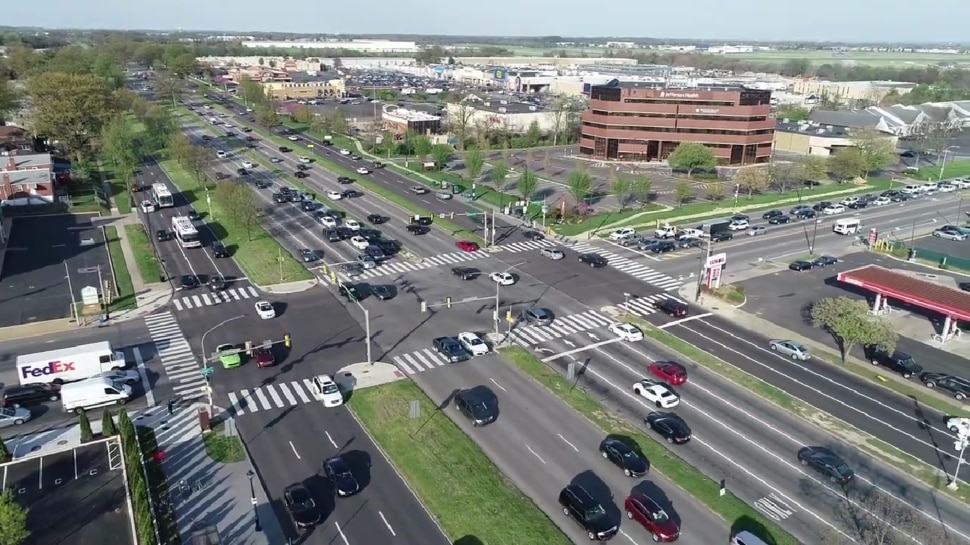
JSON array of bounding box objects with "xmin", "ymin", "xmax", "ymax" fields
[
  {"xmin": 142, "ymin": 105, "xmax": 176, "ymax": 154},
  {"xmin": 92, "ymin": 52, "xmax": 126, "ymax": 90},
  {"xmin": 524, "ymin": 120, "xmax": 542, "ymax": 147},
  {"xmin": 517, "ymin": 169, "xmax": 539, "ymax": 203},
  {"xmin": 735, "ymin": 167, "xmax": 770, "ymax": 198},
  {"xmin": 430, "ymin": 144, "xmax": 453, "ymax": 169},
  {"xmin": 101, "ymin": 409, "xmax": 118, "ymax": 437},
  {"xmin": 828, "ymin": 148, "xmax": 866, "ymax": 182},
  {"xmin": 852, "ymin": 128, "xmax": 896, "ymax": 179},
  {"xmin": 630, "ymin": 175, "xmax": 653, "ymax": 207},
  {"xmin": 412, "ymin": 134, "xmax": 433, "ymax": 160},
  {"xmin": 566, "ymin": 169, "xmax": 592, "ymax": 206},
  {"xmin": 672, "ymin": 179, "xmax": 694, "ymax": 207},
  {"xmin": 666, "ymin": 142, "xmax": 717, "ymax": 178},
  {"xmin": 0, "ymin": 79, "xmax": 22, "ymax": 123},
  {"xmin": 0, "ymin": 488, "xmax": 31, "ymax": 545},
  {"xmin": 0, "ymin": 436, "xmax": 10, "ymax": 463},
  {"xmin": 775, "ymin": 104, "xmax": 810, "ymax": 121},
  {"xmin": 26, "ymin": 72, "xmax": 117, "ymax": 162},
  {"xmin": 101, "ymin": 115, "xmax": 141, "ymax": 193},
  {"xmin": 464, "ymin": 148, "xmax": 485, "ymax": 180},
  {"xmin": 610, "ymin": 175, "xmax": 632, "ymax": 210},
  {"xmin": 811, "ymin": 296, "xmax": 897, "ymax": 363},
  {"xmin": 800, "ymin": 156, "xmax": 829, "ymax": 184},
  {"xmin": 153, "ymin": 72, "xmax": 184, "ymax": 107},
  {"xmin": 215, "ymin": 181, "xmax": 261, "ymax": 241},
  {"xmin": 78, "ymin": 410, "xmax": 93, "ymax": 443}
]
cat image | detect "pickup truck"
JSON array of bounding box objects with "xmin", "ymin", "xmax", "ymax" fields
[{"xmin": 433, "ymin": 337, "xmax": 471, "ymax": 363}]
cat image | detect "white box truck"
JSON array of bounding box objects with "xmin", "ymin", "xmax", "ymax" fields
[
  {"xmin": 17, "ymin": 341, "xmax": 127, "ymax": 386},
  {"xmin": 60, "ymin": 377, "xmax": 132, "ymax": 414}
]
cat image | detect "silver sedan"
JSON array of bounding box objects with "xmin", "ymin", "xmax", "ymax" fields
[{"xmin": 768, "ymin": 339, "xmax": 811, "ymax": 360}]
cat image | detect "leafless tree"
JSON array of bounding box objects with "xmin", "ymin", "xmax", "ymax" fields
[{"xmin": 822, "ymin": 487, "xmax": 953, "ymax": 545}]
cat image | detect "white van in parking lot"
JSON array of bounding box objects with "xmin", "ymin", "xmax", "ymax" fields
[{"xmin": 833, "ymin": 218, "xmax": 862, "ymax": 235}]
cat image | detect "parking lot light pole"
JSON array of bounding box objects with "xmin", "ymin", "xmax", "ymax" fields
[
  {"xmin": 201, "ymin": 314, "xmax": 246, "ymax": 414},
  {"xmin": 493, "ymin": 262, "xmax": 527, "ymax": 337}
]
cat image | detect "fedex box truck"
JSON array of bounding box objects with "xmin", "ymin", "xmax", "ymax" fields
[{"xmin": 16, "ymin": 342, "xmax": 128, "ymax": 386}]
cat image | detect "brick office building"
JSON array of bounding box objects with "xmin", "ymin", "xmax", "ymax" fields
[{"xmin": 580, "ymin": 82, "xmax": 774, "ymax": 165}]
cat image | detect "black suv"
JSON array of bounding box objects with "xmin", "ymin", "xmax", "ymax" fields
[
  {"xmin": 433, "ymin": 337, "xmax": 470, "ymax": 363},
  {"xmin": 866, "ymin": 348, "xmax": 922, "ymax": 378},
  {"xmin": 454, "ymin": 386, "xmax": 498, "ymax": 426},
  {"xmin": 920, "ymin": 373, "xmax": 970, "ymax": 400},
  {"xmin": 654, "ymin": 298, "xmax": 688, "ymax": 317},
  {"xmin": 211, "ymin": 241, "xmax": 230, "ymax": 258},
  {"xmin": 1, "ymin": 384, "xmax": 61, "ymax": 407},
  {"xmin": 558, "ymin": 484, "xmax": 618, "ymax": 541},
  {"xmin": 797, "ymin": 446, "xmax": 854, "ymax": 484},
  {"xmin": 579, "ymin": 253, "xmax": 608, "ymax": 268}
]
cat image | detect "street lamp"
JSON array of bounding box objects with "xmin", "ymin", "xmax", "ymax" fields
[
  {"xmin": 201, "ymin": 314, "xmax": 246, "ymax": 414},
  {"xmin": 939, "ymin": 145, "xmax": 959, "ymax": 182},
  {"xmin": 948, "ymin": 430, "xmax": 970, "ymax": 491},
  {"xmin": 494, "ymin": 262, "xmax": 527, "ymax": 337},
  {"xmin": 247, "ymin": 469, "xmax": 262, "ymax": 532}
]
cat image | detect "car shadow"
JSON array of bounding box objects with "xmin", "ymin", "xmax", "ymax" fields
[
  {"xmin": 631, "ymin": 480, "xmax": 681, "ymax": 527},
  {"xmin": 570, "ymin": 470, "xmax": 621, "ymax": 524}
]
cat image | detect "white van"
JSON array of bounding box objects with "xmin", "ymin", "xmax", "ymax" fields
[
  {"xmin": 60, "ymin": 377, "xmax": 132, "ymax": 414},
  {"xmin": 833, "ymin": 218, "xmax": 862, "ymax": 235},
  {"xmin": 731, "ymin": 531, "xmax": 770, "ymax": 545}
]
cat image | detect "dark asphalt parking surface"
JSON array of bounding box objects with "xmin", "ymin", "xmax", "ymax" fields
[
  {"xmin": 0, "ymin": 214, "xmax": 114, "ymax": 326},
  {"xmin": 735, "ymin": 251, "xmax": 970, "ymax": 379}
]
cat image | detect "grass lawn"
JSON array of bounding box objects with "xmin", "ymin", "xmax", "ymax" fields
[
  {"xmin": 124, "ymin": 224, "xmax": 163, "ymax": 283},
  {"xmin": 349, "ymin": 380, "xmax": 571, "ymax": 545},
  {"xmin": 157, "ymin": 157, "xmax": 313, "ymax": 286},
  {"xmin": 498, "ymin": 346, "xmax": 799, "ymax": 545},
  {"xmin": 202, "ymin": 421, "xmax": 246, "ymax": 463},
  {"xmin": 914, "ymin": 159, "xmax": 970, "ymax": 181},
  {"xmin": 102, "ymin": 226, "xmax": 137, "ymax": 311}
]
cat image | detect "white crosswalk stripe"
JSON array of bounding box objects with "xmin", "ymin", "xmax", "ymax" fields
[
  {"xmin": 496, "ymin": 239, "xmax": 558, "ymax": 252},
  {"xmin": 571, "ymin": 242, "xmax": 683, "ymax": 290},
  {"xmin": 143, "ymin": 312, "xmax": 206, "ymax": 398},
  {"xmin": 334, "ymin": 250, "xmax": 492, "ymax": 282},
  {"xmin": 172, "ymin": 285, "xmax": 259, "ymax": 313}
]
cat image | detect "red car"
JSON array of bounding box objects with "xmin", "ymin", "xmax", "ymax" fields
[
  {"xmin": 624, "ymin": 493, "xmax": 680, "ymax": 542},
  {"xmin": 253, "ymin": 348, "xmax": 275, "ymax": 368},
  {"xmin": 456, "ymin": 241, "xmax": 479, "ymax": 252},
  {"xmin": 649, "ymin": 361, "xmax": 687, "ymax": 386}
]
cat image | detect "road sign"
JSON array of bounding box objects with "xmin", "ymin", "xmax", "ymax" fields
[{"xmin": 201, "ymin": 366, "xmax": 214, "ymax": 377}]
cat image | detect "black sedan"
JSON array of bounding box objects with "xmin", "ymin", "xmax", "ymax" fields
[
  {"xmin": 645, "ymin": 412, "xmax": 691, "ymax": 444},
  {"xmin": 789, "ymin": 260, "xmax": 815, "ymax": 271},
  {"xmin": 599, "ymin": 438, "xmax": 649, "ymax": 477},
  {"xmin": 284, "ymin": 482, "xmax": 321, "ymax": 530},
  {"xmin": 811, "ymin": 255, "xmax": 838, "ymax": 267},
  {"xmin": 797, "ymin": 446, "xmax": 854, "ymax": 484},
  {"xmin": 323, "ymin": 455, "xmax": 361, "ymax": 497},
  {"xmin": 762, "ymin": 210, "xmax": 784, "ymax": 220},
  {"xmin": 367, "ymin": 214, "xmax": 386, "ymax": 224},
  {"xmin": 579, "ymin": 253, "xmax": 608, "ymax": 267},
  {"xmin": 180, "ymin": 275, "xmax": 199, "ymax": 290}
]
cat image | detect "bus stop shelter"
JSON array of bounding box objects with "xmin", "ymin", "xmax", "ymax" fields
[{"xmin": 837, "ymin": 265, "xmax": 970, "ymax": 343}]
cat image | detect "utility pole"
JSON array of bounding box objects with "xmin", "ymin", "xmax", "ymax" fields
[{"xmin": 64, "ymin": 260, "xmax": 78, "ymax": 325}]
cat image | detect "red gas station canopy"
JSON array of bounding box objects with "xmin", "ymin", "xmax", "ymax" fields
[{"xmin": 837, "ymin": 265, "xmax": 970, "ymax": 321}]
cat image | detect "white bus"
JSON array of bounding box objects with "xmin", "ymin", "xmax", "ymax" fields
[
  {"xmin": 172, "ymin": 216, "xmax": 201, "ymax": 248},
  {"xmin": 152, "ymin": 183, "xmax": 174, "ymax": 208}
]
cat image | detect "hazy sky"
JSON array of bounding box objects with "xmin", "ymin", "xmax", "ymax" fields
[{"xmin": 6, "ymin": 0, "xmax": 967, "ymax": 43}]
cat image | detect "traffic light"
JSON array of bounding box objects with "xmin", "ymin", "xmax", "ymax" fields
[
  {"xmin": 284, "ymin": 333, "xmax": 291, "ymax": 348},
  {"xmin": 446, "ymin": 297, "xmax": 452, "ymax": 308},
  {"xmin": 420, "ymin": 301, "xmax": 427, "ymax": 313}
]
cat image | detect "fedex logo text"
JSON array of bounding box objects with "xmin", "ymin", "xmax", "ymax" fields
[{"xmin": 21, "ymin": 360, "xmax": 76, "ymax": 379}]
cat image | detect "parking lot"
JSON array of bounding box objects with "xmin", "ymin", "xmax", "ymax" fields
[
  {"xmin": 0, "ymin": 214, "xmax": 115, "ymax": 326},
  {"xmin": 1, "ymin": 439, "xmax": 133, "ymax": 545},
  {"xmin": 734, "ymin": 251, "xmax": 969, "ymax": 378}
]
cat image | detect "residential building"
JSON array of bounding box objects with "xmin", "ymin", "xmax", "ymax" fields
[
  {"xmin": 580, "ymin": 83, "xmax": 774, "ymax": 165},
  {"xmin": 446, "ymin": 94, "xmax": 558, "ymax": 134},
  {"xmin": 261, "ymin": 79, "xmax": 346, "ymax": 100},
  {"xmin": 382, "ymin": 106, "xmax": 442, "ymax": 136},
  {"xmin": 773, "ymin": 119, "xmax": 897, "ymax": 156},
  {"xmin": 0, "ymin": 152, "xmax": 55, "ymax": 205}
]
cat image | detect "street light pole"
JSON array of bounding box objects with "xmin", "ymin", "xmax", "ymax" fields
[
  {"xmin": 947, "ymin": 432, "xmax": 969, "ymax": 491},
  {"xmin": 201, "ymin": 315, "xmax": 246, "ymax": 414},
  {"xmin": 247, "ymin": 469, "xmax": 262, "ymax": 532}
]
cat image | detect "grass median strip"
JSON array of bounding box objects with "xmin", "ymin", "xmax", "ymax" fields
[
  {"xmin": 497, "ymin": 345, "xmax": 798, "ymax": 545},
  {"xmin": 157, "ymin": 157, "xmax": 312, "ymax": 286},
  {"xmin": 349, "ymin": 380, "xmax": 571, "ymax": 545},
  {"xmin": 629, "ymin": 318, "xmax": 970, "ymax": 504},
  {"xmin": 124, "ymin": 224, "xmax": 164, "ymax": 283},
  {"xmin": 103, "ymin": 226, "xmax": 137, "ymax": 311}
]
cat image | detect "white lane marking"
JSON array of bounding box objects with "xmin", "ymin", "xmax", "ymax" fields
[
  {"xmin": 379, "ymin": 511, "xmax": 396, "ymax": 536},
  {"xmin": 289, "ymin": 441, "xmax": 301, "ymax": 460},
  {"xmin": 325, "ymin": 431, "xmax": 338, "ymax": 449},
  {"xmin": 658, "ymin": 313, "xmax": 713, "ymax": 329},
  {"xmin": 334, "ymin": 522, "xmax": 350, "ymax": 545},
  {"xmin": 541, "ymin": 338, "xmax": 621, "ymax": 362},
  {"xmin": 132, "ymin": 347, "xmax": 156, "ymax": 407},
  {"xmin": 557, "ymin": 434, "xmax": 579, "ymax": 452},
  {"xmin": 525, "ymin": 445, "xmax": 546, "ymax": 464},
  {"xmin": 489, "ymin": 378, "xmax": 507, "ymax": 392}
]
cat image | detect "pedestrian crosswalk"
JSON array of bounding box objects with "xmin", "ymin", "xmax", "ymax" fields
[
  {"xmin": 226, "ymin": 377, "xmax": 332, "ymax": 415},
  {"xmin": 144, "ymin": 312, "xmax": 207, "ymax": 398},
  {"xmin": 571, "ymin": 242, "xmax": 683, "ymax": 290},
  {"xmin": 334, "ymin": 249, "xmax": 491, "ymax": 282},
  {"xmin": 172, "ymin": 285, "xmax": 260, "ymax": 312},
  {"xmin": 494, "ymin": 239, "xmax": 558, "ymax": 252}
]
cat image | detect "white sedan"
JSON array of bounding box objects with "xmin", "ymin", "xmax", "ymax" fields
[
  {"xmin": 298, "ymin": 156, "xmax": 311, "ymax": 163},
  {"xmin": 99, "ymin": 369, "xmax": 141, "ymax": 385},
  {"xmin": 241, "ymin": 160, "xmax": 253, "ymax": 169},
  {"xmin": 344, "ymin": 219, "xmax": 361, "ymax": 231},
  {"xmin": 609, "ymin": 322, "xmax": 643, "ymax": 341},
  {"xmin": 255, "ymin": 301, "xmax": 276, "ymax": 320},
  {"xmin": 822, "ymin": 204, "xmax": 846, "ymax": 215},
  {"xmin": 356, "ymin": 167, "xmax": 370, "ymax": 175},
  {"xmin": 349, "ymin": 236, "xmax": 369, "ymax": 250},
  {"xmin": 311, "ymin": 375, "xmax": 344, "ymax": 407},
  {"xmin": 489, "ymin": 272, "xmax": 516, "ymax": 286},
  {"xmin": 609, "ymin": 228, "xmax": 636, "ymax": 241},
  {"xmin": 326, "ymin": 190, "xmax": 343, "ymax": 200},
  {"xmin": 632, "ymin": 379, "xmax": 680, "ymax": 408},
  {"xmin": 457, "ymin": 332, "xmax": 490, "ymax": 356}
]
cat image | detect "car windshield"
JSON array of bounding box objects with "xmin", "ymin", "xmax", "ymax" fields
[{"xmin": 585, "ymin": 504, "xmax": 607, "ymax": 519}]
